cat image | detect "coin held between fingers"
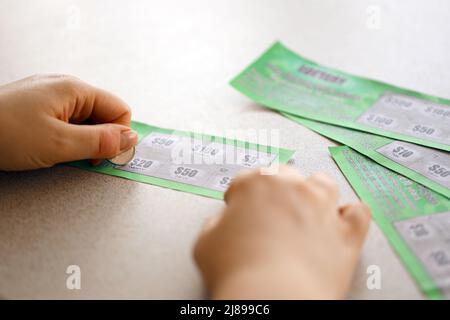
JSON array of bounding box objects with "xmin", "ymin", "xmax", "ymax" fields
[{"xmin": 108, "ymin": 147, "xmax": 136, "ymax": 166}]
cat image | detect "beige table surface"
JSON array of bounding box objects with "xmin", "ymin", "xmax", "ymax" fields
[{"xmin": 1, "ymin": 0, "xmax": 449, "ymax": 299}]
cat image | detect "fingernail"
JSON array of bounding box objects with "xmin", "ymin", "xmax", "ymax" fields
[{"xmin": 120, "ymin": 130, "xmax": 138, "ymax": 151}]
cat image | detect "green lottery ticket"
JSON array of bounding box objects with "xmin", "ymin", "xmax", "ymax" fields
[
  {"xmin": 331, "ymin": 146, "xmax": 450, "ymax": 299},
  {"xmin": 231, "ymin": 42, "xmax": 450, "ymax": 151},
  {"xmin": 69, "ymin": 121, "xmax": 295, "ymax": 200},
  {"xmin": 284, "ymin": 113, "xmax": 450, "ymax": 199}
]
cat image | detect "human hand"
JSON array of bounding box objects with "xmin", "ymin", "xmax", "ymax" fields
[
  {"xmin": 0, "ymin": 74, "xmax": 138, "ymax": 171},
  {"xmin": 194, "ymin": 165, "xmax": 371, "ymax": 299}
]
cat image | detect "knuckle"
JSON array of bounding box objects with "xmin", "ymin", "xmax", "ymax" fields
[
  {"xmin": 277, "ymin": 164, "xmax": 298, "ymax": 175},
  {"xmin": 231, "ymin": 170, "xmax": 260, "ymax": 188},
  {"xmin": 294, "ymin": 179, "xmax": 309, "ymax": 192},
  {"xmin": 47, "ymin": 74, "xmax": 83, "ymax": 93},
  {"xmin": 29, "ymin": 73, "xmax": 80, "ymax": 84},
  {"xmin": 49, "ymin": 73, "xmax": 79, "ymax": 81},
  {"xmin": 27, "ymin": 74, "xmax": 86, "ymax": 106},
  {"xmin": 298, "ymin": 180, "xmax": 328, "ymax": 202},
  {"xmin": 311, "ymin": 173, "xmax": 338, "ymax": 193},
  {"xmin": 26, "ymin": 74, "xmax": 45, "ymax": 81},
  {"xmin": 241, "ymin": 172, "xmax": 276, "ymax": 190},
  {"xmin": 55, "ymin": 75, "xmax": 83, "ymax": 91},
  {"xmin": 119, "ymin": 103, "xmax": 132, "ymax": 123},
  {"xmin": 225, "ymin": 172, "xmax": 264, "ymax": 201},
  {"xmin": 227, "ymin": 169, "xmax": 298, "ymax": 202},
  {"xmin": 311, "ymin": 187, "xmax": 329, "ymax": 202},
  {"xmin": 122, "ymin": 102, "xmax": 132, "ymax": 114},
  {"xmin": 26, "ymin": 74, "xmax": 84, "ymax": 99}
]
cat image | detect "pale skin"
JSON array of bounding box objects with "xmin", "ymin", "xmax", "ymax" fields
[
  {"xmin": 0, "ymin": 75, "xmax": 371, "ymax": 299},
  {"xmin": 0, "ymin": 74, "xmax": 138, "ymax": 171},
  {"xmin": 194, "ymin": 166, "xmax": 371, "ymax": 299}
]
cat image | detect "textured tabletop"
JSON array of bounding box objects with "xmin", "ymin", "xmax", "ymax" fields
[{"xmin": 1, "ymin": 0, "xmax": 449, "ymax": 299}]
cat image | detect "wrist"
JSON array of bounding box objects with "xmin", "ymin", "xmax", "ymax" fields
[
  {"xmin": 210, "ymin": 258, "xmax": 310, "ymax": 300},
  {"xmin": 209, "ymin": 255, "xmax": 344, "ymax": 300}
]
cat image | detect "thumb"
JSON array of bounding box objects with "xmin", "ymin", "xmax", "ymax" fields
[{"xmin": 56, "ymin": 122, "xmax": 138, "ymax": 162}]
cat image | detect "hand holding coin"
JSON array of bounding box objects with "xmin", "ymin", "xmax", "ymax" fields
[
  {"xmin": 108, "ymin": 147, "xmax": 136, "ymax": 166},
  {"xmin": 0, "ymin": 74, "xmax": 138, "ymax": 171}
]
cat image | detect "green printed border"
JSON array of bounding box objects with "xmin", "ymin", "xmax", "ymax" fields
[
  {"xmin": 369, "ymin": 144, "xmax": 450, "ymax": 199},
  {"xmin": 330, "ymin": 146, "xmax": 443, "ymax": 300},
  {"xmin": 68, "ymin": 121, "xmax": 295, "ymax": 200},
  {"xmin": 230, "ymin": 42, "xmax": 450, "ymax": 152},
  {"xmin": 284, "ymin": 113, "xmax": 450, "ymax": 199}
]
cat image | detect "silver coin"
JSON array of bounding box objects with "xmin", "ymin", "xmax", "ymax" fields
[{"xmin": 107, "ymin": 147, "xmax": 136, "ymax": 166}]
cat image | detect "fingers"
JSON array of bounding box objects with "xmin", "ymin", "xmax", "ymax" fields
[
  {"xmin": 81, "ymin": 85, "xmax": 132, "ymax": 126},
  {"xmin": 224, "ymin": 165, "xmax": 338, "ymax": 208},
  {"xmin": 223, "ymin": 169, "xmax": 255, "ymax": 204},
  {"xmin": 339, "ymin": 202, "xmax": 371, "ymax": 242},
  {"xmin": 224, "ymin": 165, "xmax": 304, "ymax": 204},
  {"xmin": 54, "ymin": 120, "xmax": 138, "ymax": 162},
  {"xmin": 274, "ymin": 165, "xmax": 304, "ymax": 181},
  {"xmin": 53, "ymin": 76, "xmax": 132, "ymax": 126},
  {"xmin": 305, "ymin": 172, "xmax": 340, "ymax": 205},
  {"xmin": 45, "ymin": 76, "xmax": 136, "ymax": 162}
]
